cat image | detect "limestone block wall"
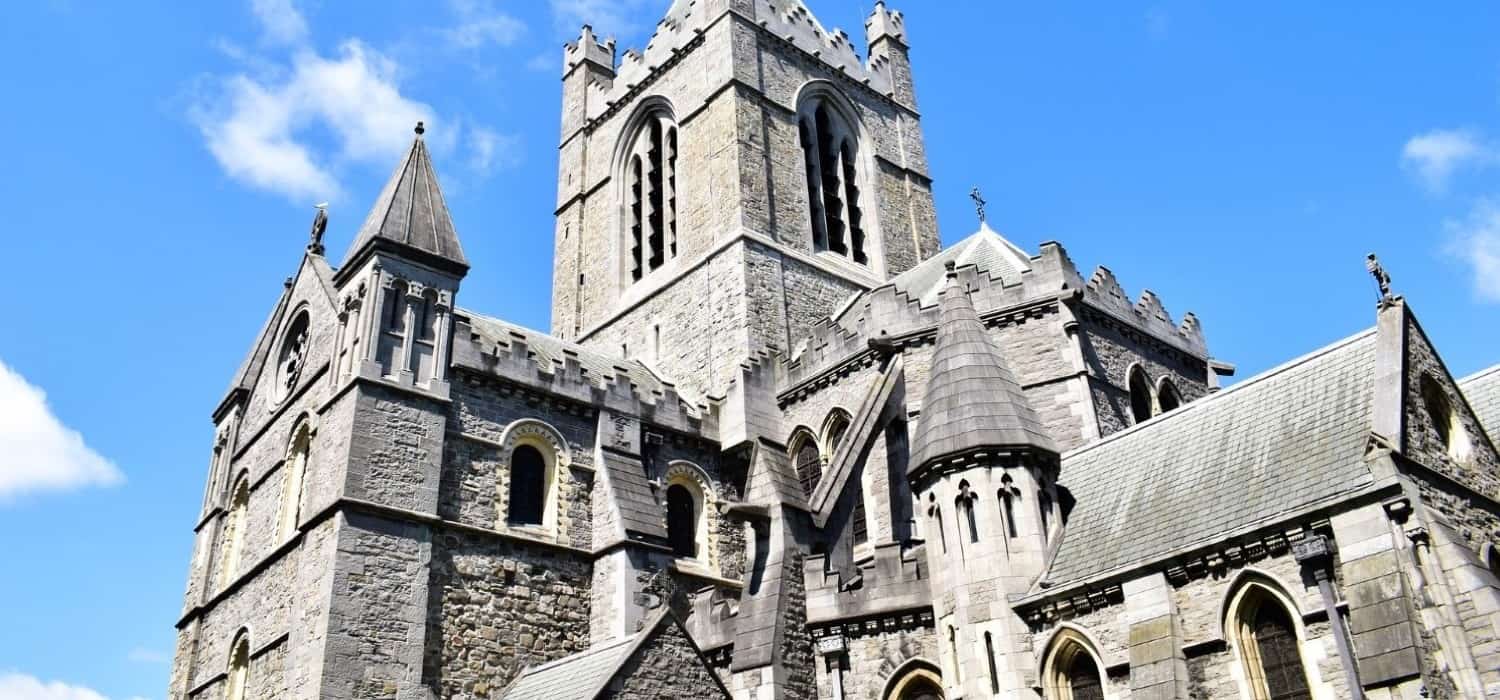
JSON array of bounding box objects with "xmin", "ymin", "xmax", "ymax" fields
[
  {"xmin": 421, "ymin": 528, "xmax": 592, "ymax": 698},
  {"xmin": 608, "ymin": 622, "xmax": 727, "ymax": 697},
  {"xmin": 815, "ymin": 624, "xmax": 938, "ymax": 700},
  {"xmin": 322, "ymin": 512, "xmax": 431, "ymax": 700},
  {"xmin": 344, "ymin": 385, "xmax": 446, "ymax": 514}
]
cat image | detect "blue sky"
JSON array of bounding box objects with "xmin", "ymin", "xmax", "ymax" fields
[{"xmin": 1, "ymin": 1, "xmax": 1497, "ymax": 697}]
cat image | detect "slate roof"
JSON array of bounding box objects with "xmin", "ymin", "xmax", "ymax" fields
[
  {"xmin": 885, "ymin": 222, "xmax": 1032, "ymax": 307},
  {"xmin": 908, "ymin": 267, "xmax": 1055, "ymax": 473},
  {"xmin": 598, "ymin": 450, "xmax": 668, "ymax": 541},
  {"xmin": 1461, "ymin": 364, "xmax": 1500, "ymax": 441},
  {"xmin": 341, "ymin": 127, "xmax": 468, "ymax": 273},
  {"xmin": 1043, "ymin": 329, "xmax": 1381, "ymax": 588},
  {"xmin": 461, "ymin": 310, "xmax": 687, "ymax": 403},
  {"xmin": 500, "ymin": 632, "xmax": 639, "ymax": 700}
]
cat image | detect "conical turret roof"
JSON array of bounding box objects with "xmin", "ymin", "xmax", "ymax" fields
[
  {"xmin": 340, "ymin": 123, "xmax": 468, "ymax": 275},
  {"xmin": 909, "ymin": 264, "xmax": 1056, "ymax": 474}
]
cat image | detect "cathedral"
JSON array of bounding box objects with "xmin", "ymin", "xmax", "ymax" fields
[{"xmin": 170, "ymin": 1, "xmax": 1500, "ymax": 698}]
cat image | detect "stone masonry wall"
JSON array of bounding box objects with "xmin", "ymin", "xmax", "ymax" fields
[
  {"xmin": 1081, "ymin": 310, "xmax": 1210, "ymax": 436},
  {"xmin": 821, "ymin": 625, "xmax": 938, "ymax": 700},
  {"xmin": 606, "ymin": 623, "xmax": 727, "ymax": 699},
  {"xmin": 1404, "ymin": 314, "xmax": 1500, "ymax": 498},
  {"xmin": 323, "ymin": 512, "xmax": 431, "ymax": 700},
  {"xmin": 422, "ymin": 527, "xmax": 592, "ymax": 698}
]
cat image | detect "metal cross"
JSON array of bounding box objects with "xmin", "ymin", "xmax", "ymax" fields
[{"xmin": 969, "ymin": 187, "xmax": 987, "ymax": 224}]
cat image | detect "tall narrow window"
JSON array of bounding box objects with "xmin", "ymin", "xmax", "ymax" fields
[
  {"xmin": 622, "ymin": 108, "xmax": 679, "ymax": 282},
  {"xmin": 217, "ymin": 474, "xmax": 250, "ymax": 589},
  {"xmin": 225, "ymin": 632, "xmax": 250, "ymax": 700},
  {"xmin": 1043, "ymin": 631, "xmax": 1108, "ymax": 700},
  {"xmin": 275, "ymin": 311, "xmax": 310, "ymax": 403},
  {"xmin": 985, "ymin": 631, "xmax": 1000, "ymax": 694},
  {"xmin": 959, "ymin": 481, "xmax": 979, "ymax": 543},
  {"xmin": 507, "ymin": 445, "xmax": 546, "ymax": 526},
  {"xmin": 852, "ymin": 482, "xmax": 869, "ymax": 546},
  {"xmin": 999, "ymin": 475, "xmax": 1019, "ymax": 539},
  {"xmin": 1065, "ymin": 653, "xmax": 1105, "ymax": 700},
  {"xmin": 793, "ymin": 433, "xmax": 822, "ymax": 499},
  {"xmin": 1421, "ymin": 373, "xmax": 1472, "ymax": 464},
  {"xmin": 277, "ymin": 420, "xmax": 311, "ymax": 541},
  {"xmin": 667, "ymin": 484, "xmax": 697, "ymax": 558},
  {"xmin": 1039, "ymin": 485, "xmax": 1053, "ymax": 546},
  {"xmin": 408, "ymin": 289, "xmax": 440, "ymax": 384},
  {"xmin": 1128, "ymin": 366, "xmax": 1154, "ymax": 424},
  {"xmin": 933, "ymin": 504, "xmax": 947, "ymax": 553},
  {"xmin": 1229, "ymin": 582, "xmax": 1313, "ymax": 700},
  {"xmin": 798, "ymin": 94, "xmax": 868, "ymax": 265},
  {"xmin": 948, "ymin": 626, "xmax": 962, "ymax": 683},
  {"xmin": 376, "ymin": 281, "xmax": 408, "ymax": 377}
]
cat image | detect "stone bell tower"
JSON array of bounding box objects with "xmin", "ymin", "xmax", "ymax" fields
[
  {"xmin": 908, "ymin": 263, "xmax": 1061, "ymax": 698},
  {"xmin": 549, "ymin": 0, "xmax": 940, "ymax": 398}
]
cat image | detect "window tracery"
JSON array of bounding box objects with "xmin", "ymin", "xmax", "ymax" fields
[
  {"xmin": 622, "ymin": 106, "xmax": 678, "ymax": 282},
  {"xmin": 799, "ymin": 94, "xmax": 868, "ymax": 265},
  {"xmin": 275, "ymin": 310, "xmax": 310, "ymax": 403},
  {"xmin": 1227, "ymin": 580, "xmax": 1313, "ymax": 700}
]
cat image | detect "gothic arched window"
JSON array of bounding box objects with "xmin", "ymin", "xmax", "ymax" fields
[
  {"xmin": 799, "ymin": 94, "xmax": 868, "ymax": 265},
  {"xmin": 1042, "ymin": 629, "xmax": 1107, "ymax": 700},
  {"xmin": 1228, "ymin": 581, "xmax": 1313, "ymax": 700},
  {"xmin": 225, "ymin": 631, "xmax": 250, "ymax": 700},
  {"xmin": 408, "ymin": 288, "xmax": 440, "ymax": 384},
  {"xmin": 277, "ymin": 418, "xmax": 311, "ymax": 541},
  {"xmin": 792, "ymin": 431, "xmax": 822, "ymax": 499},
  {"xmin": 667, "ymin": 483, "xmax": 697, "ymax": 557},
  {"xmin": 622, "ymin": 106, "xmax": 679, "ymax": 282},
  {"xmin": 217, "ymin": 473, "xmax": 250, "ymax": 590},
  {"xmin": 1158, "ymin": 378, "xmax": 1183, "ymax": 413},
  {"xmin": 998, "ymin": 474, "xmax": 1019, "ymax": 539},
  {"xmin": 1128, "ymin": 366, "xmax": 1154, "ymax": 425},
  {"xmin": 376, "ymin": 280, "xmax": 408, "ymax": 377},
  {"xmin": 507, "ymin": 445, "xmax": 547, "ymax": 526}
]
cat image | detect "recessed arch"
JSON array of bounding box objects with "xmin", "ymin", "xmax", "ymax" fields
[
  {"xmin": 497, "ymin": 419, "xmax": 572, "ymax": 532},
  {"xmin": 1221, "ymin": 570, "xmax": 1316, "ymax": 700},
  {"xmin": 277, "ymin": 413, "xmax": 313, "ymax": 540},
  {"xmin": 1483, "ymin": 542, "xmax": 1500, "ymax": 580},
  {"xmin": 274, "ymin": 306, "xmax": 312, "ymax": 404},
  {"xmin": 1039, "ymin": 624, "xmax": 1111, "ymax": 700},
  {"xmin": 788, "ymin": 426, "xmax": 822, "ymax": 499},
  {"xmin": 881, "ymin": 657, "xmax": 945, "ymax": 700},
  {"xmin": 612, "ymin": 95, "xmax": 680, "ymax": 286},
  {"xmin": 1126, "ymin": 364, "xmax": 1154, "ymax": 425},
  {"xmin": 1156, "ymin": 376, "xmax": 1183, "ymax": 413},
  {"xmin": 794, "ymin": 80, "xmax": 883, "ymax": 274},
  {"xmin": 217, "ymin": 470, "xmax": 252, "ymax": 589},
  {"xmin": 664, "ymin": 460, "xmax": 716, "ymax": 567},
  {"xmin": 820, "ymin": 408, "xmax": 854, "ymax": 458},
  {"xmin": 1420, "ymin": 372, "xmax": 1473, "ymax": 464},
  {"xmin": 225, "ymin": 627, "xmax": 251, "ymax": 700}
]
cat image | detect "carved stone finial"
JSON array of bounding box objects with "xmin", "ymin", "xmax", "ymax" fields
[
  {"xmin": 1365, "ymin": 253, "xmax": 1393, "ymax": 306},
  {"xmin": 969, "ymin": 187, "xmax": 987, "ymax": 224},
  {"xmin": 414, "ymin": 120, "xmax": 425, "ymax": 136},
  {"xmin": 307, "ymin": 203, "xmax": 328, "ymax": 255}
]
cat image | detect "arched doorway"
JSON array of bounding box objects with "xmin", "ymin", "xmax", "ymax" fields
[{"xmin": 885, "ymin": 660, "xmax": 944, "ymax": 700}]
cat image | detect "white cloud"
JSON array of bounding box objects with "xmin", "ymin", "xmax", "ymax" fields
[
  {"xmin": 467, "ymin": 125, "xmax": 520, "ymax": 173},
  {"xmin": 0, "ymin": 360, "xmax": 122, "ymax": 503},
  {"xmin": 1445, "ymin": 199, "xmax": 1500, "ymax": 302},
  {"xmin": 0, "ymin": 672, "xmax": 149, "ymax": 700},
  {"xmin": 444, "ymin": 0, "xmax": 526, "ymax": 50},
  {"xmin": 1402, "ymin": 128, "xmax": 1491, "ymax": 192},
  {"xmin": 191, "ymin": 40, "xmax": 436, "ymax": 203},
  {"xmin": 250, "ymin": 0, "xmax": 307, "ymax": 45},
  {"xmin": 550, "ymin": 0, "xmax": 656, "ymax": 37}
]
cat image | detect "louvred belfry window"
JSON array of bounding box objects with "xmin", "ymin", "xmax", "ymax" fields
[
  {"xmin": 799, "ymin": 99, "xmax": 868, "ymax": 265},
  {"xmin": 625, "ymin": 110, "xmax": 678, "ymax": 282}
]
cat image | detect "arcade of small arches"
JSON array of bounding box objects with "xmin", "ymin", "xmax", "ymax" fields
[{"xmin": 1126, "ymin": 364, "xmax": 1184, "ymax": 425}]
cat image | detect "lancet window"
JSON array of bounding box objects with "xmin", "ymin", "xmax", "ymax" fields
[
  {"xmin": 623, "ymin": 108, "xmax": 678, "ymax": 282},
  {"xmin": 799, "ymin": 97, "xmax": 868, "ymax": 265}
]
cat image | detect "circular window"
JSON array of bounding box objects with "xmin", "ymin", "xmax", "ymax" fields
[{"xmin": 275, "ymin": 311, "xmax": 311, "ymax": 403}]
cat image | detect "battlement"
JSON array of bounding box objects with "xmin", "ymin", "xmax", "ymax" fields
[
  {"xmin": 864, "ymin": 1, "xmax": 906, "ymax": 47},
  {"xmin": 803, "ymin": 541, "xmax": 930, "ymax": 624},
  {"xmin": 578, "ymin": 0, "xmax": 908, "ymax": 126},
  {"xmin": 563, "ymin": 25, "xmax": 616, "ymax": 76},
  {"xmin": 1083, "ymin": 265, "xmax": 1208, "ymax": 356},
  {"xmin": 451, "ymin": 312, "xmax": 714, "ymax": 438}
]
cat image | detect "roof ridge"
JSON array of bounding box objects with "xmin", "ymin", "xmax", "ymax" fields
[
  {"xmin": 1460, "ymin": 363, "xmax": 1500, "ymax": 385},
  {"xmin": 1062, "ymin": 326, "xmax": 1379, "ymax": 460}
]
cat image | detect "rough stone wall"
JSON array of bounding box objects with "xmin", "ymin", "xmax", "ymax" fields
[
  {"xmin": 445, "ymin": 373, "xmax": 596, "ymax": 546},
  {"xmin": 822, "ymin": 626, "xmax": 938, "ymax": 700},
  {"xmin": 248, "ymin": 640, "xmax": 289, "ymax": 699},
  {"xmin": 606, "ymin": 624, "xmax": 727, "ymax": 699},
  {"xmin": 780, "ymin": 550, "xmax": 819, "ymax": 700},
  {"xmin": 1080, "ymin": 310, "xmax": 1210, "ymax": 436},
  {"xmin": 346, "ymin": 385, "xmax": 446, "ymax": 513},
  {"xmin": 422, "ymin": 527, "xmax": 592, "ymax": 698},
  {"xmin": 1404, "ymin": 315, "xmax": 1500, "ymax": 497},
  {"xmin": 323, "ymin": 512, "xmax": 431, "ymax": 700}
]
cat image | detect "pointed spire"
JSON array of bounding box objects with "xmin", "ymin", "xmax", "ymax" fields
[
  {"xmin": 909, "ymin": 263, "xmax": 1056, "ymax": 476},
  {"xmin": 338, "ymin": 122, "xmax": 468, "ymax": 276}
]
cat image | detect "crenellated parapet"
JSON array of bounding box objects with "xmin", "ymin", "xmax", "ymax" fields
[
  {"xmin": 451, "ymin": 312, "xmax": 714, "ymax": 439},
  {"xmin": 563, "ymin": 24, "xmax": 616, "ymax": 77},
  {"xmin": 1083, "ymin": 265, "xmax": 1207, "ymax": 357},
  {"xmin": 804, "ymin": 541, "xmax": 929, "ymax": 624}
]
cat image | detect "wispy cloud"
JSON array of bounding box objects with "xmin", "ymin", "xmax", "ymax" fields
[
  {"xmin": 1401, "ymin": 128, "xmax": 1492, "ymax": 192},
  {"xmin": 550, "ymin": 0, "xmax": 656, "ymax": 37},
  {"xmin": 0, "ymin": 672, "xmax": 148, "ymax": 700},
  {"xmin": 1444, "ymin": 198, "xmax": 1500, "ymax": 302},
  {"xmin": 249, "ymin": 0, "xmax": 307, "ymax": 45},
  {"xmin": 0, "ymin": 360, "xmax": 122, "ymax": 503},
  {"xmin": 444, "ymin": 0, "xmax": 526, "ymax": 50},
  {"xmin": 191, "ymin": 2, "xmax": 522, "ymax": 203}
]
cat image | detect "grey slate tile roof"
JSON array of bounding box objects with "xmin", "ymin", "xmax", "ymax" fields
[
  {"xmin": 500, "ymin": 632, "xmax": 639, "ymax": 700},
  {"xmin": 461, "ymin": 310, "xmax": 689, "ymax": 404},
  {"xmin": 909, "ymin": 268, "xmax": 1056, "ymax": 473},
  {"xmin": 342, "ymin": 130, "xmax": 468, "ymax": 271},
  {"xmin": 1461, "ymin": 364, "xmax": 1500, "ymax": 441},
  {"xmin": 885, "ymin": 222, "xmax": 1032, "ymax": 307},
  {"xmin": 1043, "ymin": 329, "xmax": 1380, "ymax": 588},
  {"xmin": 598, "ymin": 450, "xmax": 668, "ymax": 541}
]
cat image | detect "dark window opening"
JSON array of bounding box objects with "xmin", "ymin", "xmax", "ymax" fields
[
  {"xmin": 985, "ymin": 631, "xmax": 1000, "ymax": 694},
  {"xmin": 794, "ymin": 438, "xmax": 822, "ymax": 500},
  {"xmin": 1067, "ymin": 652, "xmax": 1105, "ymax": 700},
  {"xmin": 1254, "ymin": 601, "xmax": 1312, "ymax": 700},
  {"xmin": 799, "ymin": 100, "xmax": 867, "ymax": 265},
  {"xmin": 1158, "ymin": 379, "xmax": 1182, "ymax": 413},
  {"xmin": 667, "ymin": 484, "xmax": 697, "ymax": 558},
  {"xmin": 1129, "ymin": 367, "xmax": 1154, "ymax": 424},
  {"xmin": 507, "ymin": 445, "xmax": 545, "ymax": 526}
]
